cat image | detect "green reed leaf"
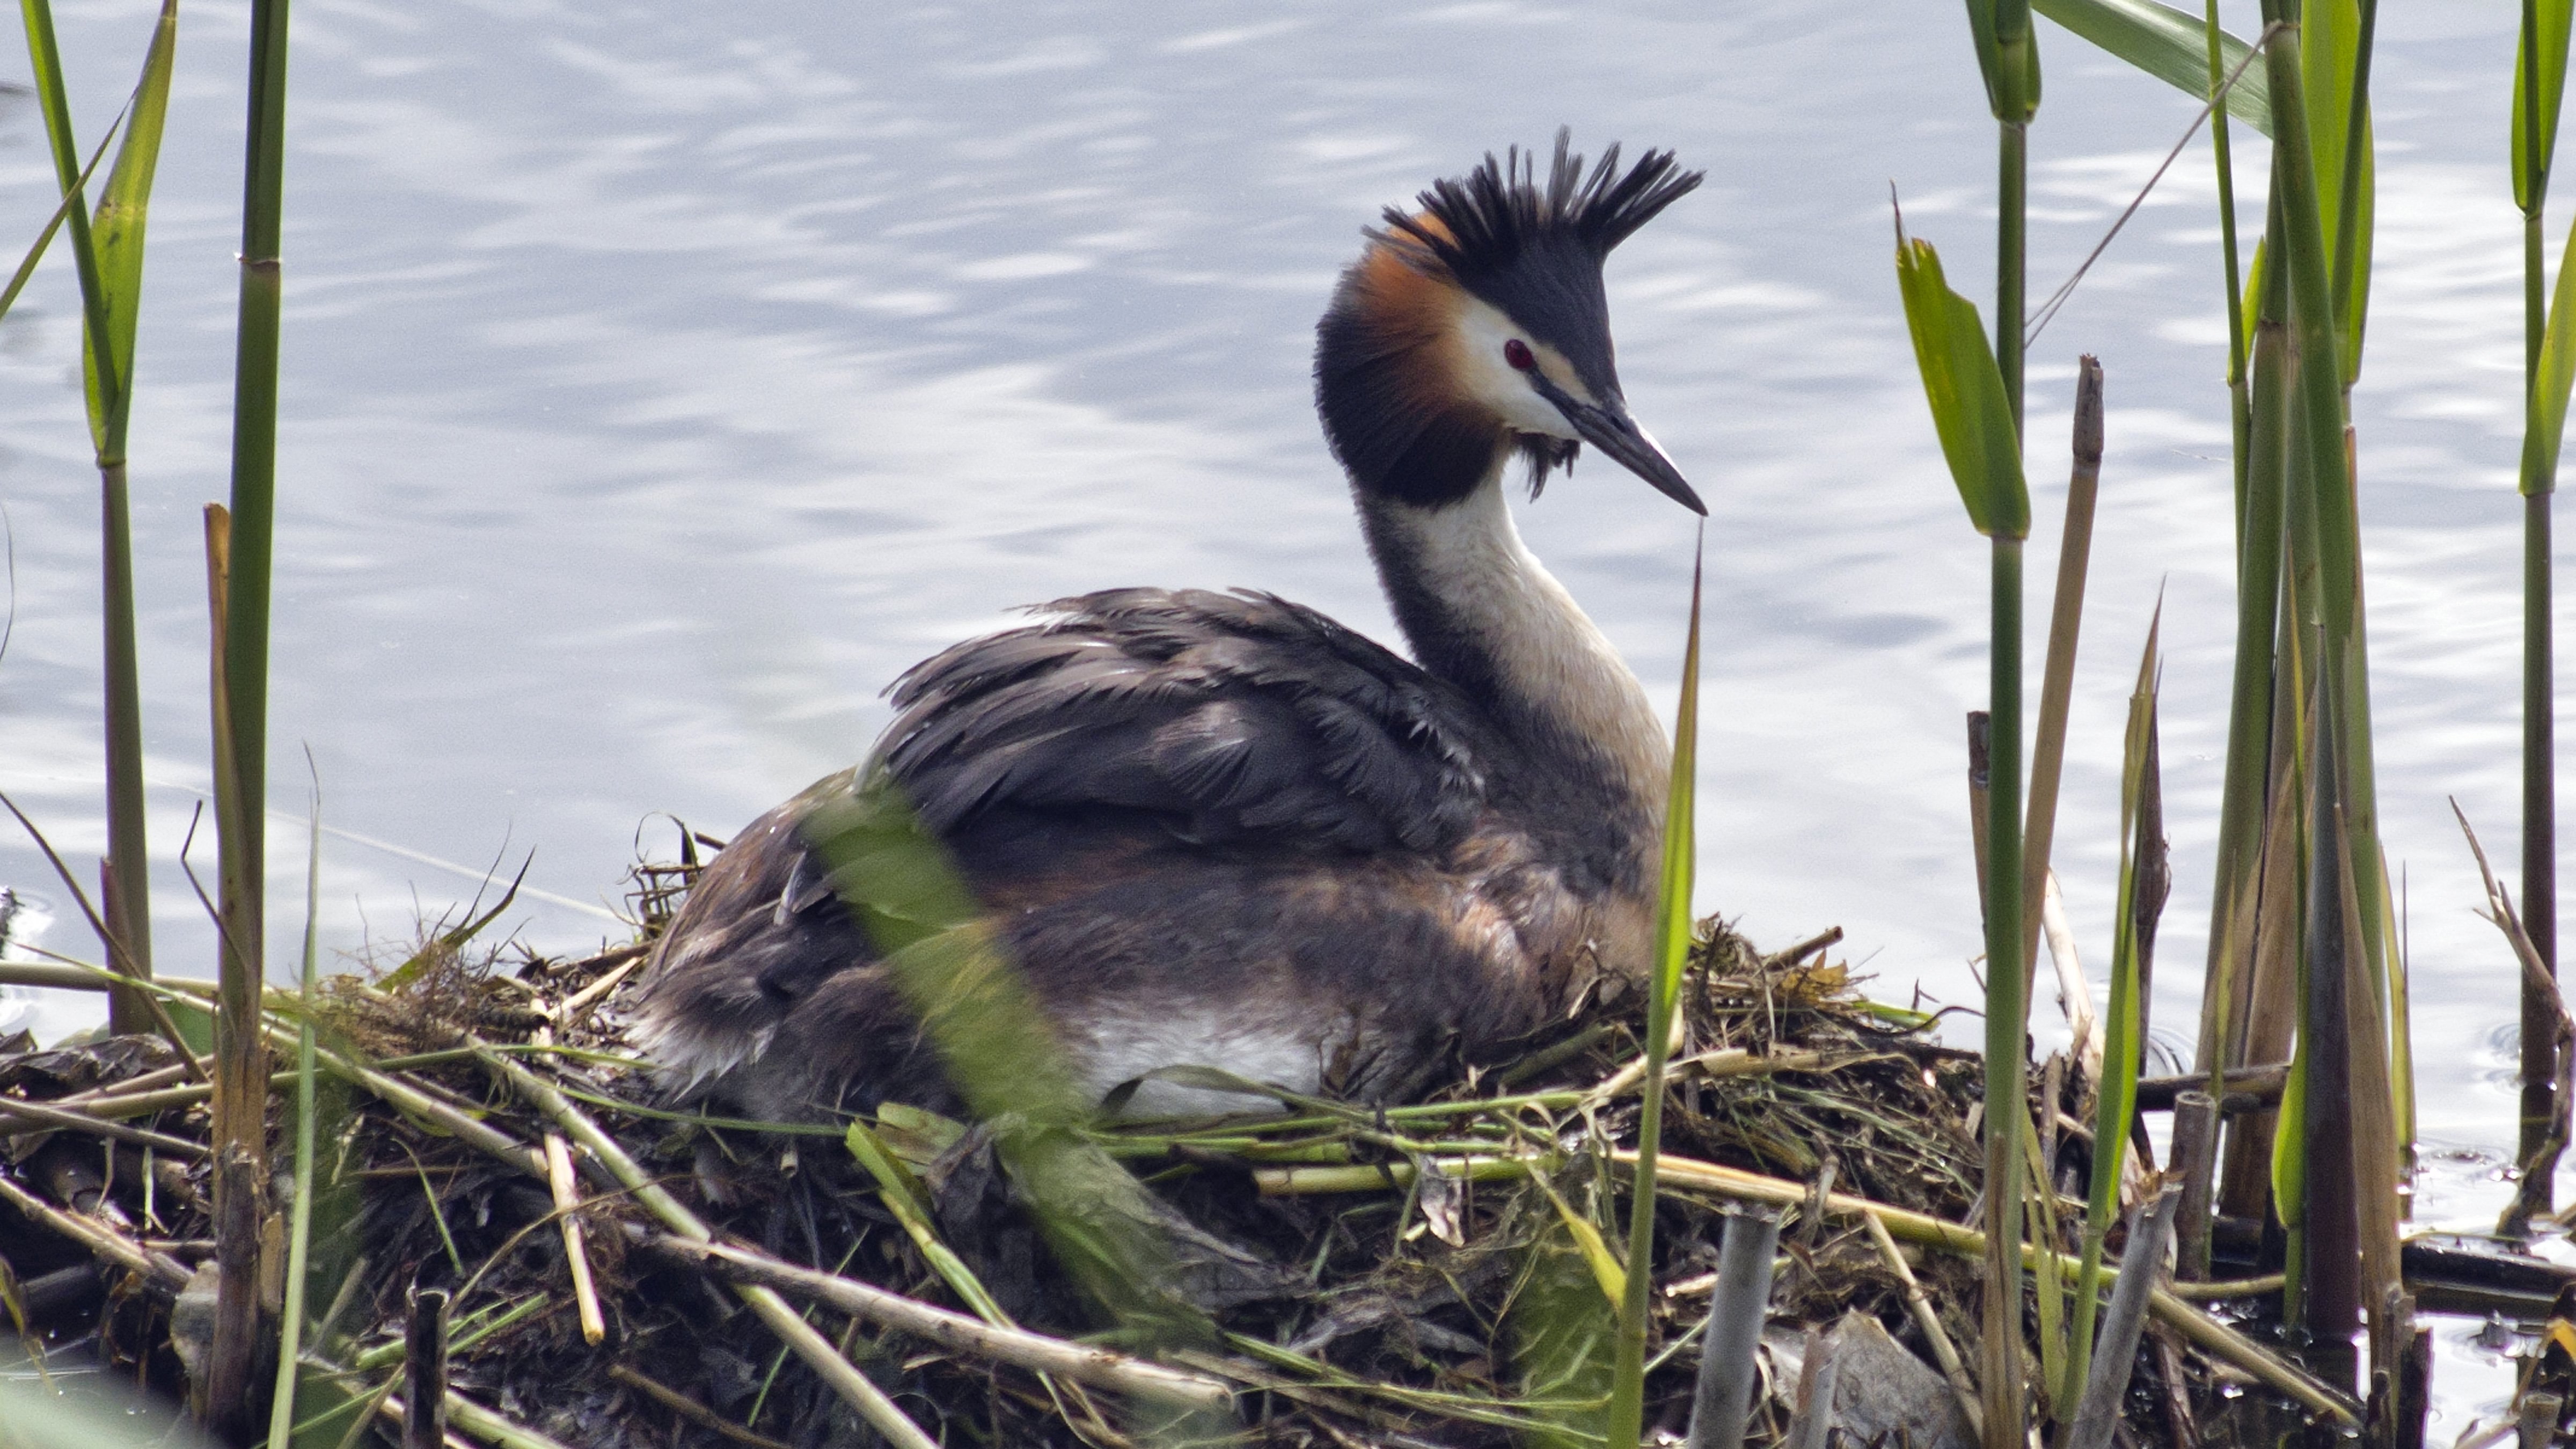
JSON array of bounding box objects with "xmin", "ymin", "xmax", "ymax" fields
[
  {"xmin": 2526, "ymin": 211, "xmax": 2576, "ymax": 496},
  {"xmin": 2518, "ymin": 0, "xmax": 2575, "ymax": 213},
  {"xmin": 1896, "ymin": 232, "xmax": 2030, "ymax": 540},
  {"xmin": 2063, "ymin": 609, "xmax": 2160, "ymax": 1420},
  {"xmin": 2034, "ymin": 0, "xmax": 2272, "ymax": 135},
  {"xmin": 83, "ymin": 0, "xmax": 178, "ymax": 457},
  {"xmin": 1604, "ymin": 541, "xmax": 1702, "ymax": 1449}
]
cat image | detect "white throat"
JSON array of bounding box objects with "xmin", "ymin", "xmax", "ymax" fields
[{"xmin": 1367, "ymin": 473, "xmax": 1669, "ymax": 821}]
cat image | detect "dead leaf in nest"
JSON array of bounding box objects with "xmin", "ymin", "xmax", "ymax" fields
[{"xmin": 1776, "ymin": 963, "xmax": 1849, "ymax": 1005}]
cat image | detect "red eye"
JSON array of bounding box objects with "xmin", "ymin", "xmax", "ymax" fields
[{"xmin": 1503, "ymin": 339, "xmax": 1534, "ymax": 371}]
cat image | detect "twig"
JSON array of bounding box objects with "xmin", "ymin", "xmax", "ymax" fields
[
  {"xmin": 606, "ymin": 1365, "xmax": 792, "ymax": 1449},
  {"xmin": 638, "ymin": 1234, "xmax": 1233, "ymax": 1410},
  {"xmin": 2454, "ymin": 801, "xmax": 2575, "ymax": 1236},
  {"xmin": 0, "ymin": 808, "xmax": 207, "ymax": 1081}
]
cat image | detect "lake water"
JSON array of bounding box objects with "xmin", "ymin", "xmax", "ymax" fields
[{"xmin": 0, "ymin": 0, "xmax": 2553, "ymax": 1431}]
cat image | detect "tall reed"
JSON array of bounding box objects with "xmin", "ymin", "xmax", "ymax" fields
[
  {"xmin": 2515, "ymin": 0, "xmax": 2573, "ymax": 1199},
  {"xmin": 17, "ymin": 0, "xmax": 178, "ymax": 1035},
  {"xmin": 1954, "ymin": 4, "xmax": 2037, "ymax": 1435},
  {"xmin": 1893, "ymin": 217, "xmax": 2030, "ymax": 1449},
  {"xmin": 208, "ymin": 0, "xmax": 298, "ymax": 1429}
]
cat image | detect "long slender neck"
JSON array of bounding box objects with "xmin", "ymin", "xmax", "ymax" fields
[{"xmin": 1355, "ymin": 455, "xmax": 1669, "ymax": 841}]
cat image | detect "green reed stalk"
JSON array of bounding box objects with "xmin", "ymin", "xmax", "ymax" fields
[
  {"xmin": 2516, "ymin": 0, "xmax": 2572, "ymax": 1196},
  {"xmin": 2194, "ymin": 0, "xmax": 2256, "ymax": 1057},
  {"xmin": 1980, "ymin": 533, "xmax": 2026, "ymax": 1449},
  {"xmin": 18, "ymin": 0, "xmax": 175, "ymax": 1035},
  {"xmin": 266, "ymin": 791, "xmax": 321, "ymax": 1449},
  {"xmin": 2300, "ymin": 649, "xmax": 2362, "ymax": 1389},
  {"xmin": 2062, "ymin": 615, "xmax": 2161, "ymax": 1421},
  {"xmin": 1605, "ymin": 546, "xmax": 1702, "ymax": 1449},
  {"xmin": 209, "ymin": 0, "xmax": 294, "ymax": 1429},
  {"xmin": 1966, "ymin": 6, "xmax": 2034, "ymax": 1438},
  {"xmin": 2207, "ymin": 0, "xmax": 2251, "ymax": 529},
  {"xmin": 2203, "ymin": 184, "xmax": 2292, "ymax": 1136}
]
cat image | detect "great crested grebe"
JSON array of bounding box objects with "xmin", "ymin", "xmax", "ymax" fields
[{"xmin": 634, "ymin": 134, "xmax": 1704, "ymax": 1121}]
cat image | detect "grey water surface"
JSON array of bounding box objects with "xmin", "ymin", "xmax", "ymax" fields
[{"xmin": 0, "ymin": 0, "xmax": 2549, "ymax": 1428}]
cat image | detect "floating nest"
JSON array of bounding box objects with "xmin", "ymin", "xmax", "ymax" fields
[{"xmin": 0, "ymin": 849, "xmax": 2321, "ymax": 1448}]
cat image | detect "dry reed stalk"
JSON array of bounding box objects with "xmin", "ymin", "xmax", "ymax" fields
[
  {"xmin": 531, "ymin": 1024, "xmax": 605, "ymax": 1345},
  {"xmin": 0, "ymin": 1095, "xmax": 208, "ymax": 1157},
  {"xmin": 640, "ymin": 1236, "xmax": 1234, "ymax": 1410},
  {"xmin": 2017, "ymin": 356, "xmax": 2105, "ymax": 992}
]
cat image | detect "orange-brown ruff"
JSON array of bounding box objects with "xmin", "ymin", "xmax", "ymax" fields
[{"xmin": 634, "ymin": 134, "xmax": 1704, "ymax": 1122}]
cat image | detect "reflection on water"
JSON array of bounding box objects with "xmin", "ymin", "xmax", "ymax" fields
[{"xmin": 0, "ymin": 0, "xmax": 2550, "ymax": 1429}]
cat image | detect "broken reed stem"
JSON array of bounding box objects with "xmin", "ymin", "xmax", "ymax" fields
[
  {"xmin": 2067, "ymin": 1185, "xmax": 2182, "ymax": 1449},
  {"xmin": 2018, "ymin": 355, "xmax": 2105, "ymax": 987},
  {"xmin": 403, "ymin": 1288, "xmax": 450, "ymax": 1449},
  {"xmin": 202, "ymin": 497, "xmax": 265, "ymax": 1437},
  {"xmin": 2170, "ymin": 1090, "xmax": 2221, "ymax": 1280},
  {"xmin": 1683, "ymin": 1208, "xmax": 1780, "ymax": 1449}
]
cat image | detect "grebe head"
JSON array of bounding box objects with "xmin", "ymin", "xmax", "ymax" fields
[{"xmin": 1315, "ymin": 130, "xmax": 1704, "ymax": 515}]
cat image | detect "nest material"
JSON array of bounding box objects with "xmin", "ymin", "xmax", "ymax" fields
[{"xmin": 0, "ymin": 866, "xmax": 2227, "ymax": 1448}]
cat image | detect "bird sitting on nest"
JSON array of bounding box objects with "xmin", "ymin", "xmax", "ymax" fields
[{"xmin": 634, "ymin": 132, "xmax": 1707, "ymax": 1123}]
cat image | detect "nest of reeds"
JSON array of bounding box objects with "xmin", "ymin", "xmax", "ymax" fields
[{"xmin": 0, "ymin": 855, "xmax": 2311, "ymax": 1448}]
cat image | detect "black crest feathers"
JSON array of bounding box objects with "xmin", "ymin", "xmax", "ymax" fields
[{"xmin": 1378, "ymin": 128, "xmax": 1702, "ymax": 286}]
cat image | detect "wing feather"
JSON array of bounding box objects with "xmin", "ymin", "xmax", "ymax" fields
[{"xmin": 873, "ymin": 589, "xmax": 1489, "ymax": 854}]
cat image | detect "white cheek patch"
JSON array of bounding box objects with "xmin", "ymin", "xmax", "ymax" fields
[{"xmin": 1452, "ymin": 297, "xmax": 1583, "ymax": 438}]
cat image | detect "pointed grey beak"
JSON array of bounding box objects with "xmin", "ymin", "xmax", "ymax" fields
[{"xmin": 1529, "ymin": 376, "xmax": 1704, "ymax": 515}]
